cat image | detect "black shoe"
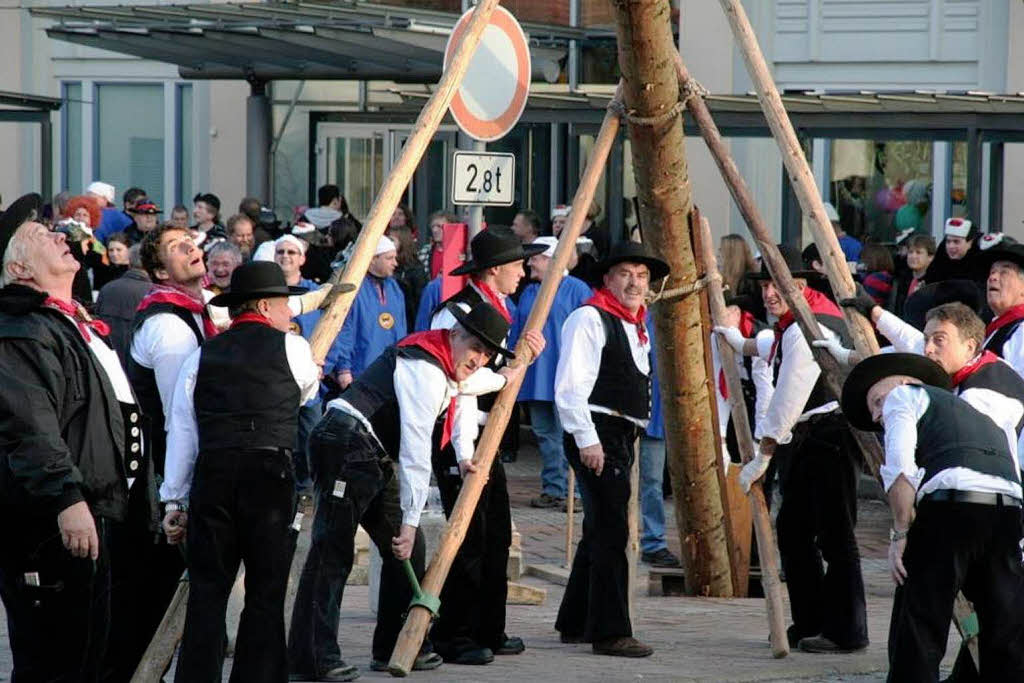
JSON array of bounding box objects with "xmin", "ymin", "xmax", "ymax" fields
[
  {"xmin": 530, "ymin": 493, "xmax": 561, "ymax": 509},
  {"xmin": 797, "ymin": 635, "xmax": 868, "ymax": 654},
  {"xmin": 491, "ymin": 635, "xmax": 525, "ymax": 655},
  {"xmin": 447, "ymin": 647, "xmax": 494, "ymax": 665},
  {"xmin": 370, "ymin": 652, "xmax": 443, "ymax": 672},
  {"xmin": 592, "ymin": 636, "xmax": 653, "ymax": 658},
  {"xmin": 641, "ymin": 549, "xmax": 681, "ymax": 568},
  {"xmin": 786, "ymin": 624, "xmax": 817, "ymax": 649},
  {"xmin": 561, "ymin": 497, "xmax": 582, "ymax": 513},
  {"xmin": 289, "ymin": 662, "xmax": 360, "ymax": 681}
]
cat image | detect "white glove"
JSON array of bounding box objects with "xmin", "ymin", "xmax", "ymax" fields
[
  {"xmin": 713, "ymin": 325, "xmax": 748, "ymax": 353},
  {"xmin": 739, "ymin": 450, "xmax": 771, "ymax": 494},
  {"xmin": 812, "ymin": 338, "xmax": 853, "ymax": 366}
]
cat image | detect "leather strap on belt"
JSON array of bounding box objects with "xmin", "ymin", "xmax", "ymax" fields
[{"xmin": 922, "ymin": 489, "xmax": 1022, "ymax": 508}]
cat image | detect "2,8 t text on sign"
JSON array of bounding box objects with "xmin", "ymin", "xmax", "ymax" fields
[{"xmin": 451, "ymin": 151, "xmax": 516, "ymax": 207}]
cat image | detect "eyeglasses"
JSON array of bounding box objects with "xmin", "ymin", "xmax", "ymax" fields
[{"xmin": 276, "ymin": 249, "xmax": 301, "ymax": 256}]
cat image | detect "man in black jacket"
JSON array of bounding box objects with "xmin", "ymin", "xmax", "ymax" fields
[
  {"xmin": 0, "ymin": 193, "xmax": 140, "ymax": 682},
  {"xmin": 94, "ymin": 243, "xmax": 152, "ymax": 365}
]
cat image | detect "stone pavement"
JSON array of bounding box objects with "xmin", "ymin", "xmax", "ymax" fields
[{"xmin": 0, "ymin": 433, "xmax": 962, "ymax": 682}]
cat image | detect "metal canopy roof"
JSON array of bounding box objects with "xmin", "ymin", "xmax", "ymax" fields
[
  {"xmin": 31, "ymin": 1, "xmax": 603, "ymax": 83},
  {"xmin": 0, "ymin": 90, "xmax": 63, "ymax": 112}
]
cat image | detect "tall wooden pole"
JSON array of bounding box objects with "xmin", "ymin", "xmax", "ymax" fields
[
  {"xmin": 387, "ymin": 85, "xmax": 626, "ymax": 676},
  {"xmin": 716, "ymin": 0, "xmax": 878, "ymax": 359},
  {"xmin": 697, "ymin": 215, "xmax": 789, "ymax": 658},
  {"xmin": 612, "ymin": 0, "xmax": 733, "ymax": 597},
  {"xmin": 306, "ymin": 0, "xmax": 502, "ymax": 362}
]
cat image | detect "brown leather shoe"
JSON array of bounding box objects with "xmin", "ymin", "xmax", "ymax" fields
[{"xmin": 592, "ymin": 636, "xmax": 653, "ymax": 658}]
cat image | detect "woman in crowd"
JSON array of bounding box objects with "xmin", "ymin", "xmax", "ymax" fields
[
  {"xmin": 858, "ymin": 243, "xmax": 895, "ymax": 309},
  {"xmin": 386, "ymin": 207, "xmax": 428, "ymax": 330}
]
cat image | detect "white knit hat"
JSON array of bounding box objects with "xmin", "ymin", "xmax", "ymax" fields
[
  {"xmin": 85, "ymin": 181, "xmax": 115, "ymax": 206},
  {"xmin": 551, "ymin": 205, "xmax": 571, "ymax": 219},
  {"xmin": 944, "ymin": 217, "xmax": 973, "ymax": 239},
  {"xmin": 275, "ymin": 234, "xmax": 307, "ymax": 254},
  {"xmin": 531, "ymin": 236, "xmax": 558, "ymax": 258},
  {"xmin": 375, "ymin": 235, "xmax": 397, "ymax": 256}
]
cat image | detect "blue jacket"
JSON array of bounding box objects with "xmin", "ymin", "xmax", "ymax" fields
[
  {"xmin": 509, "ymin": 275, "xmax": 592, "ymax": 403},
  {"xmin": 415, "ymin": 276, "xmax": 442, "ymax": 331},
  {"xmin": 646, "ymin": 312, "xmax": 664, "ymax": 439},
  {"xmin": 326, "ymin": 275, "xmax": 407, "ymax": 377},
  {"xmin": 95, "ymin": 208, "xmax": 133, "ymax": 244}
]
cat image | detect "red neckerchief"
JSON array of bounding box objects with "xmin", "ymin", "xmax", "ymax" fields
[
  {"xmin": 908, "ymin": 277, "xmax": 922, "ymax": 297},
  {"xmin": 986, "ymin": 304, "xmax": 1024, "ymax": 338},
  {"xmin": 770, "ymin": 287, "xmax": 842, "ymax": 362},
  {"xmin": 951, "ymin": 350, "xmax": 1000, "ymax": 388},
  {"xmin": 138, "ymin": 284, "xmax": 219, "ymax": 339},
  {"xmin": 229, "ymin": 311, "xmax": 275, "ymax": 330},
  {"xmin": 471, "ymin": 278, "xmax": 511, "ymax": 323},
  {"xmin": 398, "ymin": 330, "xmax": 459, "ymax": 449},
  {"xmin": 586, "ymin": 287, "xmax": 648, "ymax": 344},
  {"xmin": 717, "ymin": 311, "xmax": 756, "ymax": 400},
  {"xmin": 43, "ymin": 296, "xmax": 110, "ymax": 342},
  {"xmin": 369, "ymin": 275, "xmax": 387, "ymax": 306}
]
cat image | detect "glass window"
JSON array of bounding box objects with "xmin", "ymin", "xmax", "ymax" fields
[
  {"xmin": 951, "ymin": 141, "xmax": 969, "ymax": 219},
  {"xmin": 328, "ymin": 135, "xmax": 383, "ymax": 221},
  {"xmin": 177, "ymin": 84, "xmax": 193, "ymax": 209},
  {"xmin": 96, "ymin": 84, "xmax": 165, "ymax": 208},
  {"xmin": 829, "ymin": 140, "xmax": 933, "ymax": 243},
  {"xmin": 62, "ymin": 82, "xmax": 82, "ymax": 194}
]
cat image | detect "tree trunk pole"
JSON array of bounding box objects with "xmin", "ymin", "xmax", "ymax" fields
[
  {"xmin": 696, "ymin": 214, "xmax": 789, "ymax": 658},
  {"xmin": 564, "ymin": 468, "xmax": 576, "ymax": 568},
  {"xmin": 612, "ymin": 0, "xmax": 733, "ymax": 597},
  {"xmin": 129, "ymin": 577, "xmax": 188, "ymax": 683},
  {"xmin": 387, "ymin": 84, "xmax": 626, "ymax": 676},
  {"xmin": 306, "ymin": 0, "xmax": 502, "ymax": 362},
  {"xmin": 716, "ymin": 0, "xmax": 879, "ymax": 359}
]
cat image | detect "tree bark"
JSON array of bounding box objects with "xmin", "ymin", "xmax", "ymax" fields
[{"xmin": 611, "ymin": 0, "xmax": 733, "ymax": 597}]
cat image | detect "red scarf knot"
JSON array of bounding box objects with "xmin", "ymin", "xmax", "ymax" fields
[
  {"xmin": 138, "ymin": 284, "xmax": 219, "ymax": 339},
  {"xmin": 398, "ymin": 330, "xmax": 460, "ymax": 449},
  {"xmin": 985, "ymin": 303, "xmax": 1024, "ymax": 338},
  {"xmin": 950, "ymin": 350, "xmax": 1000, "ymax": 388},
  {"xmin": 586, "ymin": 287, "xmax": 648, "ymax": 345},
  {"xmin": 471, "ymin": 278, "xmax": 511, "ymax": 323},
  {"xmin": 770, "ymin": 287, "xmax": 843, "ymax": 362},
  {"xmin": 44, "ymin": 296, "xmax": 110, "ymax": 342}
]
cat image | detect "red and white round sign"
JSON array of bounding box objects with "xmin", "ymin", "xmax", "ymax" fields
[{"xmin": 443, "ymin": 6, "xmax": 531, "ymax": 142}]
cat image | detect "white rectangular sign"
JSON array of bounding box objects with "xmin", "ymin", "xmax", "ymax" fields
[{"xmin": 451, "ymin": 151, "xmax": 515, "ymax": 206}]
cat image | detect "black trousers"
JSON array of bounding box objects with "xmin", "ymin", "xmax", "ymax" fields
[
  {"xmin": 775, "ymin": 413, "xmax": 868, "ymax": 648},
  {"xmin": 887, "ymin": 498, "xmax": 1024, "ymax": 683},
  {"xmin": 431, "ymin": 441, "xmax": 512, "ymax": 654},
  {"xmin": 556, "ymin": 413, "xmax": 638, "ymax": 642},
  {"xmin": 105, "ymin": 479, "xmax": 185, "ymax": 682},
  {"xmin": 288, "ymin": 410, "xmax": 427, "ymax": 673},
  {"xmin": 0, "ymin": 510, "xmax": 114, "ymax": 683},
  {"xmin": 175, "ymin": 448, "xmax": 298, "ymax": 683}
]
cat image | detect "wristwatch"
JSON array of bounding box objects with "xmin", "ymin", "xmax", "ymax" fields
[
  {"xmin": 164, "ymin": 500, "xmax": 188, "ymax": 513},
  {"xmin": 889, "ymin": 527, "xmax": 908, "ymax": 543}
]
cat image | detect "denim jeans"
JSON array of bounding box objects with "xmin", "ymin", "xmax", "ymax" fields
[
  {"xmin": 293, "ymin": 399, "xmax": 322, "ymax": 490},
  {"xmin": 529, "ymin": 401, "xmax": 569, "ymax": 498},
  {"xmin": 639, "ymin": 436, "xmax": 668, "ymax": 554}
]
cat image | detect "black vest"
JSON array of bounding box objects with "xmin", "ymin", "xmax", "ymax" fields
[
  {"xmin": 958, "ymin": 360, "xmax": 1024, "ymax": 435},
  {"xmin": 913, "ymin": 385, "xmax": 1019, "ymax": 488},
  {"xmin": 588, "ymin": 306, "xmax": 651, "ymax": 421},
  {"xmin": 773, "ymin": 313, "xmax": 850, "ymax": 414},
  {"xmin": 433, "ymin": 283, "xmax": 507, "ymax": 411},
  {"xmin": 339, "ymin": 344, "xmax": 446, "ymax": 459},
  {"xmin": 194, "ymin": 322, "xmax": 299, "ymax": 452},
  {"xmin": 125, "ymin": 303, "xmax": 204, "ymax": 474},
  {"xmin": 985, "ymin": 318, "xmax": 1024, "ymax": 358}
]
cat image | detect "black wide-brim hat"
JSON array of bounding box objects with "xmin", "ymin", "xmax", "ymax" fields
[
  {"xmin": 594, "ymin": 240, "xmax": 670, "ymax": 281},
  {"xmin": 840, "ymin": 353, "xmax": 950, "ymax": 432},
  {"xmin": 209, "ymin": 261, "xmax": 310, "ymax": 308},
  {"xmin": 449, "ymin": 301, "xmax": 515, "ymax": 359},
  {"xmin": 746, "ymin": 243, "xmax": 824, "ymax": 281},
  {"xmin": 450, "ymin": 226, "xmax": 546, "ymax": 276},
  {"xmin": 977, "ymin": 243, "xmax": 1024, "ymax": 275},
  {"xmin": 902, "ymin": 279, "xmax": 982, "ymax": 331},
  {"xmin": 0, "ymin": 193, "xmax": 43, "ymax": 261}
]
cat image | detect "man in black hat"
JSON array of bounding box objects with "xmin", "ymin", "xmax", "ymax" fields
[
  {"xmin": 715, "ymin": 244, "xmax": 868, "ymax": 654},
  {"xmin": 0, "ymin": 193, "xmax": 141, "ymax": 681},
  {"xmin": 123, "ymin": 197, "xmax": 161, "ymax": 243},
  {"xmin": 287, "ymin": 302, "xmax": 544, "ymax": 681},
  {"xmin": 553, "ymin": 240, "xmax": 668, "ymax": 657},
  {"xmin": 840, "ymin": 353, "xmax": 1024, "ymax": 681},
  {"xmin": 159, "ymin": 261, "xmax": 327, "ymax": 682},
  {"xmin": 976, "ymin": 243, "xmax": 1024, "ymax": 378},
  {"xmin": 427, "ymin": 226, "xmax": 545, "ymax": 665}
]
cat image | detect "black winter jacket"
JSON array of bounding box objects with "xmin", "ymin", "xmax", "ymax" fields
[{"xmin": 0, "ymin": 284, "xmax": 130, "ymax": 521}]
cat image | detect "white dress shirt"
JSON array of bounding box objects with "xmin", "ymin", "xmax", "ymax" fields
[
  {"xmin": 984, "ymin": 321, "xmax": 1024, "ymax": 380},
  {"xmin": 554, "ymin": 305, "xmax": 650, "ymax": 450},
  {"xmin": 755, "ymin": 322, "xmax": 839, "ymax": 444},
  {"xmin": 875, "ymin": 310, "xmax": 925, "ymax": 354},
  {"xmin": 880, "ymin": 384, "xmax": 1022, "ymax": 501},
  {"xmin": 129, "ymin": 311, "xmax": 207, "ymax": 419},
  {"xmin": 160, "ymin": 332, "xmax": 320, "ymax": 503}
]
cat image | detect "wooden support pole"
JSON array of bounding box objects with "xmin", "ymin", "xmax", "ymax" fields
[
  {"xmin": 306, "ymin": 0, "xmax": 502, "ymax": 362},
  {"xmin": 387, "ymin": 84, "xmax": 626, "ymax": 677},
  {"xmin": 129, "ymin": 576, "xmax": 188, "ymax": 683},
  {"xmin": 613, "ymin": 0, "xmax": 734, "ymax": 599},
  {"xmin": 696, "ymin": 214, "xmax": 789, "ymax": 659},
  {"xmin": 564, "ymin": 468, "xmax": 576, "ymax": 568},
  {"xmin": 716, "ymin": 0, "xmax": 879, "ymax": 360},
  {"xmin": 627, "ymin": 438, "xmax": 640, "ymax": 623}
]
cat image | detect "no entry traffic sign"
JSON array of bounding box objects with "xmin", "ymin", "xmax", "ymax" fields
[{"xmin": 443, "ymin": 6, "xmax": 531, "ymax": 142}]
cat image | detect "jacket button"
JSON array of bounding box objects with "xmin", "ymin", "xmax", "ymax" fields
[
  {"xmin": 129, "ymin": 460, "xmax": 139, "ymax": 471},
  {"xmin": 129, "ymin": 412, "xmax": 139, "ymax": 423},
  {"xmin": 131, "ymin": 443, "xmax": 140, "ymax": 453},
  {"xmin": 131, "ymin": 427, "xmax": 140, "ymax": 437}
]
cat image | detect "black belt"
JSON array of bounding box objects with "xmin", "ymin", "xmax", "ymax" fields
[{"xmin": 922, "ymin": 489, "xmax": 1022, "ymax": 508}]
